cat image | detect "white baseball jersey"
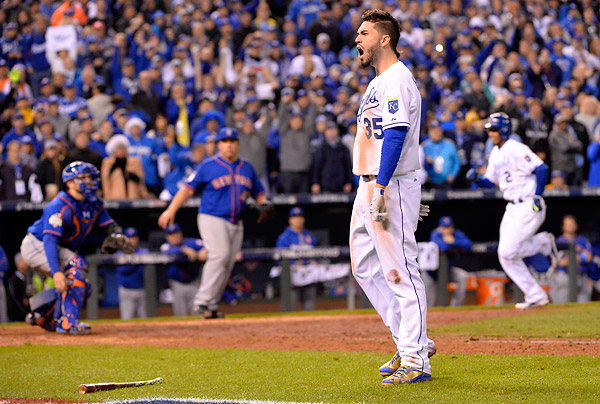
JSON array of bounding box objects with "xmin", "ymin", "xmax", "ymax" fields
[
  {"xmin": 353, "ymin": 61, "xmax": 421, "ymax": 176},
  {"xmin": 484, "ymin": 139, "xmax": 543, "ymax": 202}
]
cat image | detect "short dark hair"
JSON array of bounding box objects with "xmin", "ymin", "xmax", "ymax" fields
[{"xmin": 361, "ymin": 9, "xmax": 401, "ymax": 57}]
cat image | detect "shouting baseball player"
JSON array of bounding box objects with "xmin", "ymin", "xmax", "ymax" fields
[
  {"xmin": 158, "ymin": 127, "xmax": 274, "ymax": 319},
  {"xmin": 21, "ymin": 161, "xmax": 134, "ymax": 334},
  {"xmin": 350, "ymin": 9, "xmax": 434, "ymax": 385},
  {"xmin": 467, "ymin": 112, "xmax": 558, "ymax": 309}
]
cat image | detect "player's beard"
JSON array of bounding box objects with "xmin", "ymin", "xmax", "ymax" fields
[{"xmin": 360, "ymin": 45, "xmax": 380, "ymax": 68}]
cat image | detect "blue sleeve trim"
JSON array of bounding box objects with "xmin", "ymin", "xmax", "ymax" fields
[
  {"xmin": 476, "ymin": 177, "xmax": 496, "ymax": 189},
  {"xmin": 534, "ymin": 163, "xmax": 548, "ymax": 195},
  {"xmin": 376, "ymin": 126, "xmax": 407, "ymax": 187},
  {"xmin": 42, "ymin": 233, "xmax": 62, "ymax": 275}
]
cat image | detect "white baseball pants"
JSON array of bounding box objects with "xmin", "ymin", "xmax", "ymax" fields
[
  {"xmin": 194, "ymin": 213, "xmax": 243, "ymax": 311},
  {"xmin": 350, "ymin": 172, "xmax": 431, "ymax": 374},
  {"xmin": 498, "ymin": 197, "xmax": 551, "ymax": 304}
]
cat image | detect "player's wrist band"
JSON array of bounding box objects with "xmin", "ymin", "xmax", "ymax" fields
[{"xmin": 374, "ymin": 188, "xmax": 385, "ymax": 196}]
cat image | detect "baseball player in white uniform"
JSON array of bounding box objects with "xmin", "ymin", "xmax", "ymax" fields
[
  {"xmin": 350, "ymin": 9, "xmax": 433, "ymax": 385},
  {"xmin": 467, "ymin": 112, "xmax": 558, "ymax": 310}
]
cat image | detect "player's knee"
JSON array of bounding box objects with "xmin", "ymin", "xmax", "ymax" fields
[
  {"xmin": 65, "ymin": 255, "xmax": 89, "ymax": 288},
  {"xmin": 206, "ymin": 250, "xmax": 230, "ymax": 265},
  {"xmin": 497, "ymin": 244, "xmax": 518, "ymax": 261}
]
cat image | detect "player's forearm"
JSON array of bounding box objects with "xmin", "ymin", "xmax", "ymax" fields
[
  {"xmin": 533, "ymin": 163, "xmax": 548, "ymax": 195},
  {"xmin": 376, "ymin": 126, "xmax": 407, "ymax": 187},
  {"xmin": 167, "ymin": 186, "xmax": 194, "ymax": 213}
]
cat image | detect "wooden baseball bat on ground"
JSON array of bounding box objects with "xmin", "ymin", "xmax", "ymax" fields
[{"xmin": 78, "ymin": 377, "xmax": 163, "ymax": 394}]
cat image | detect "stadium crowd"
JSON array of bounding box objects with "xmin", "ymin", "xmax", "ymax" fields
[{"xmin": 2, "ymin": 0, "xmax": 600, "ymax": 203}]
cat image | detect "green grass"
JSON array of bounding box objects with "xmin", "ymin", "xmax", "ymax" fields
[
  {"xmin": 431, "ymin": 303, "xmax": 600, "ymax": 338},
  {"xmin": 1, "ymin": 345, "xmax": 599, "ymax": 403}
]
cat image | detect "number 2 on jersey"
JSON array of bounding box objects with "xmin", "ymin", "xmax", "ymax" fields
[
  {"xmin": 504, "ymin": 170, "xmax": 512, "ymax": 183},
  {"xmin": 364, "ymin": 117, "xmax": 383, "ymax": 139}
]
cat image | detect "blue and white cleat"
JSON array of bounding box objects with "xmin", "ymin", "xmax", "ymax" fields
[{"xmin": 382, "ymin": 366, "xmax": 432, "ymax": 385}]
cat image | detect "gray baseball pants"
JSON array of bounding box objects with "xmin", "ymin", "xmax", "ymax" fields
[
  {"xmin": 194, "ymin": 213, "xmax": 243, "ymax": 311},
  {"xmin": 118, "ymin": 286, "xmax": 147, "ymax": 320}
]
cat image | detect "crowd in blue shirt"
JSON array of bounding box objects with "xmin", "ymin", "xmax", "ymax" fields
[{"xmin": 2, "ymin": 0, "xmax": 600, "ymax": 203}]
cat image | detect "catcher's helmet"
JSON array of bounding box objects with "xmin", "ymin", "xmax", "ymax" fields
[
  {"xmin": 484, "ymin": 112, "xmax": 511, "ymax": 138},
  {"xmin": 62, "ymin": 161, "xmax": 100, "ymax": 197}
]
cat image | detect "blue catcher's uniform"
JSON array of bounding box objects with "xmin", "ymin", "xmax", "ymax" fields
[{"xmin": 22, "ymin": 162, "xmax": 117, "ymax": 334}]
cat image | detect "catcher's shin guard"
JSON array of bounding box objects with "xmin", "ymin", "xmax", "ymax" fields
[{"xmin": 56, "ymin": 256, "xmax": 91, "ymax": 333}]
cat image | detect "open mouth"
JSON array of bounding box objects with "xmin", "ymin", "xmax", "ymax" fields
[{"xmin": 357, "ymin": 47, "xmax": 364, "ymax": 56}]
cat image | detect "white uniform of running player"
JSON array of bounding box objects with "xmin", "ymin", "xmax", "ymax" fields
[
  {"xmin": 483, "ymin": 138, "xmax": 555, "ymax": 306},
  {"xmin": 350, "ymin": 59, "xmax": 431, "ymax": 375}
]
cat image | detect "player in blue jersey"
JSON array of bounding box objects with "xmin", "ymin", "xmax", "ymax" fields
[
  {"xmin": 158, "ymin": 128, "xmax": 274, "ymax": 319},
  {"xmin": 160, "ymin": 222, "xmax": 207, "ymax": 317},
  {"xmin": 276, "ymin": 207, "xmax": 318, "ymax": 311},
  {"xmin": 116, "ymin": 227, "xmax": 148, "ymax": 320},
  {"xmin": 21, "ymin": 161, "xmax": 133, "ymax": 334}
]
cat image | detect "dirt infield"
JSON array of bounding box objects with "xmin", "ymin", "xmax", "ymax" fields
[{"xmin": 1, "ymin": 307, "xmax": 598, "ymax": 356}]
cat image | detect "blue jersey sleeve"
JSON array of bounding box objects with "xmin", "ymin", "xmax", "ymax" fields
[
  {"xmin": 43, "ymin": 232, "xmax": 62, "ymax": 275},
  {"xmin": 376, "ymin": 126, "xmax": 407, "ymax": 187},
  {"xmin": 185, "ymin": 161, "xmax": 209, "ymax": 192},
  {"xmin": 96, "ymin": 205, "xmax": 115, "ymax": 229},
  {"xmin": 185, "ymin": 238, "xmax": 205, "ymax": 251}
]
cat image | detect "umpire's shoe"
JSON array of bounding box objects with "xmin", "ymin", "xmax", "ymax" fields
[
  {"xmin": 193, "ymin": 305, "xmax": 225, "ymax": 319},
  {"xmin": 382, "ymin": 366, "xmax": 432, "ymax": 385},
  {"xmin": 379, "ymin": 342, "xmax": 437, "ymax": 377}
]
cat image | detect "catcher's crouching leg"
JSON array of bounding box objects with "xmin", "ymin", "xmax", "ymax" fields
[
  {"xmin": 26, "ymin": 289, "xmax": 58, "ymax": 332},
  {"xmin": 56, "ymin": 256, "xmax": 92, "ymax": 335}
]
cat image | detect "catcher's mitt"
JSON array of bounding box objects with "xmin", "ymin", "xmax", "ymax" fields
[
  {"xmin": 257, "ymin": 201, "xmax": 275, "ymax": 223},
  {"xmin": 101, "ymin": 233, "xmax": 135, "ymax": 254}
]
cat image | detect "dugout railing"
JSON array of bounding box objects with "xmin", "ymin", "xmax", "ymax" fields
[{"xmin": 83, "ymin": 241, "xmax": 583, "ymax": 320}]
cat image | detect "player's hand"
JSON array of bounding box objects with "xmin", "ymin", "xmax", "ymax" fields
[
  {"xmin": 465, "ymin": 168, "xmax": 478, "ymax": 182},
  {"xmin": 53, "ymin": 272, "xmax": 68, "ymax": 293},
  {"xmin": 158, "ymin": 209, "xmax": 175, "ymax": 229},
  {"xmin": 418, "ymin": 204, "xmax": 430, "ymax": 221},
  {"xmin": 369, "ymin": 187, "xmax": 387, "ymax": 222},
  {"xmin": 532, "ymin": 195, "xmax": 543, "ymax": 212}
]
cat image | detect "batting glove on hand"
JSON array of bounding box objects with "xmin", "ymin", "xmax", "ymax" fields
[
  {"xmin": 465, "ymin": 168, "xmax": 479, "ymax": 182},
  {"xmin": 532, "ymin": 195, "xmax": 543, "ymax": 212},
  {"xmin": 370, "ymin": 187, "xmax": 387, "ymax": 222}
]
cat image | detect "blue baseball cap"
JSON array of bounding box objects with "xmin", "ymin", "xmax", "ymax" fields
[
  {"xmin": 439, "ymin": 216, "xmax": 454, "ymax": 227},
  {"xmin": 48, "ymin": 95, "xmax": 60, "ymax": 104},
  {"xmin": 63, "ymin": 81, "xmax": 75, "ymax": 89},
  {"xmin": 6, "ymin": 22, "xmax": 18, "ymax": 30},
  {"xmin": 124, "ymin": 227, "xmax": 138, "ymax": 237},
  {"xmin": 166, "ymin": 223, "xmax": 182, "ymax": 234},
  {"xmin": 12, "ymin": 112, "xmax": 24, "ymax": 120},
  {"xmin": 40, "ymin": 77, "xmax": 52, "ymax": 87},
  {"xmin": 289, "ymin": 207, "xmax": 304, "ymax": 217},
  {"xmin": 20, "ymin": 135, "xmax": 34, "ymax": 144},
  {"xmin": 216, "ymin": 127, "xmax": 238, "ymax": 142},
  {"xmin": 296, "ymin": 89, "xmax": 308, "ymax": 98},
  {"xmin": 153, "ymin": 10, "xmax": 165, "ymax": 20}
]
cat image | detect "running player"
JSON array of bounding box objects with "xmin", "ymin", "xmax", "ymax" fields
[
  {"xmin": 350, "ymin": 9, "xmax": 433, "ymax": 385},
  {"xmin": 467, "ymin": 112, "xmax": 558, "ymax": 310}
]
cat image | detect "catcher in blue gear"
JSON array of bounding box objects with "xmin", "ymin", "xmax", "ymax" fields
[{"xmin": 22, "ymin": 161, "xmax": 134, "ymax": 334}]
